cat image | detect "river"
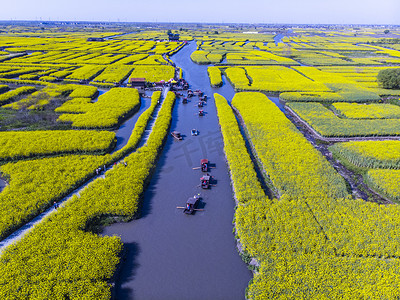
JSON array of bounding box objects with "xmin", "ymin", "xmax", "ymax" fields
[{"xmin": 103, "ymin": 41, "xmax": 252, "ymax": 299}]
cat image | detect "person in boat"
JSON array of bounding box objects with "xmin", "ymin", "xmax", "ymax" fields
[{"xmin": 187, "ymin": 203, "xmax": 191, "ymax": 210}]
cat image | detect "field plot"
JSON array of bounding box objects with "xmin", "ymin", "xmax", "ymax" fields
[
  {"xmin": 232, "ymin": 92, "xmax": 348, "ymax": 199},
  {"xmin": 66, "ymin": 65, "xmax": 106, "ymax": 81},
  {"xmin": 128, "ymin": 65, "xmax": 175, "ymax": 82},
  {"xmin": 215, "ymin": 94, "xmax": 265, "ymax": 203},
  {"xmin": 282, "ymin": 66, "xmax": 381, "ymax": 102},
  {"xmin": 226, "ymin": 66, "xmax": 329, "ymax": 92},
  {"xmin": 133, "ymin": 54, "xmax": 170, "ymax": 65},
  {"xmin": 0, "ymin": 34, "xmax": 182, "ymax": 90},
  {"xmin": 3, "ymin": 84, "xmax": 75, "ymax": 110},
  {"xmin": 225, "ymin": 51, "xmax": 298, "ymax": 65},
  {"xmin": 0, "ymin": 92, "xmax": 176, "ymax": 299},
  {"xmin": 0, "ymin": 154, "xmax": 109, "ymax": 241},
  {"xmin": 196, "ymin": 30, "xmax": 400, "ymax": 102},
  {"xmin": 208, "ymin": 66, "xmax": 223, "ymax": 87},
  {"xmin": 92, "ymin": 65, "xmax": 134, "ymax": 84},
  {"xmin": 333, "ymin": 102, "xmax": 400, "ymax": 119},
  {"xmin": 287, "ymin": 102, "xmax": 400, "ymax": 137},
  {"xmin": 58, "ymin": 88, "xmax": 140, "ymax": 129},
  {"xmin": 366, "ymin": 169, "xmax": 400, "ymax": 201},
  {"xmin": 0, "ymin": 86, "xmax": 36, "ymax": 105},
  {"xmin": 218, "ymin": 92, "xmax": 400, "ymax": 299},
  {"xmin": 0, "ymin": 130, "xmax": 115, "ymax": 160},
  {"xmin": 330, "ymin": 140, "xmax": 400, "ymax": 169},
  {"xmin": 0, "ymin": 23, "xmax": 399, "ymax": 300},
  {"xmin": 330, "ymin": 140, "xmax": 400, "ymax": 202},
  {"xmin": 0, "ymin": 27, "xmax": 181, "ymax": 273}
]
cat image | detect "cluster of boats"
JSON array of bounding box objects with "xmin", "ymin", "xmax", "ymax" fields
[
  {"xmin": 181, "ymin": 159, "xmax": 214, "ymax": 215},
  {"xmin": 173, "ymin": 88, "xmax": 216, "ymax": 215},
  {"xmin": 175, "ymin": 159, "xmax": 213, "ymax": 215},
  {"xmin": 171, "ymin": 89, "xmax": 207, "ymax": 142},
  {"xmin": 181, "ymin": 89, "xmax": 208, "ymax": 117}
]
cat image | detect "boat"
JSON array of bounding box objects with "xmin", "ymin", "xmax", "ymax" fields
[
  {"xmin": 171, "ymin": 131, "xmax": 183, "ymax": 140},
  {"xmin": 194, "ymin": 90, "xmax": 203, "ymax": 96},
  {"xmin": 199, "ymin": 95, "xmax": 207, "ymax": 101},
  {"xmin": 183, "ymin": 194, "xmax": 200, "ymax": 214},
  {"xmin": 200, "ymin": 159, "xmax": 208, "ymax": 172},
  {"xmin": 191, "ymin": 129, "xmax": 198, "ymax": 136},
  {"xmin": 200, "ymin": 174, "xmax": 211, "ymax": 189}
]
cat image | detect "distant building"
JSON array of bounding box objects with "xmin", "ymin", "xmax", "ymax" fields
[
  {"xmin": 129, "ymin": 77, "xmax": 146, "ymax": 88},
  {"xmin": 87, "ymin": 37, "xmax": 105, "ymax": 42},
  {"xmin": 168, "ymin": 33, "xmax": 180, "ymax": 41}
]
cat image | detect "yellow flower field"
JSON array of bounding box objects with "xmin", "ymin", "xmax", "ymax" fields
[
  {"xmin": 329, "ymin": 140, "xmax": 400, "ymax": 169},
  {"xmin": 333, "ymin": 102, "xmax": 400, "ymax": 119},
  {"xmin": 0, "ymin": 92, "xmax": 176, "ymax": 298},
  {"xmin": 57, "ymin": 88, "xmax": 140, "ymax": 129},
  {"xmin": 287, "ymin": 102, "xmax": 400, "ymax": 137}
]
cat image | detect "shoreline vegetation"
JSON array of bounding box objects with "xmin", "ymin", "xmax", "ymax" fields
[
  {"xmin": 216, "ymin": 91, "xmax": 400, "ymax": 299},
  {"xmin": 0, "ymin": 91, "xmax": 176, "ymax": 298},
  {"xmin": 1, "ymin": 23, "xmax": 400, "ymax": 299}
]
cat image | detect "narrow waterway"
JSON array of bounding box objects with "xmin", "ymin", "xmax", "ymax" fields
[
  {"xmin": 91, "ymin": 89, "xmax": 106, "ymax": 103},
  {"xmin": 114, "ymin": 91, "xmax": 153, "ymax": 152},
  {"xmin": 103, "ymin": 41, "xmax": 252, "ymax": 299},
  {"xmin": 0, "ymin": 178, "xmax": 6, "ymax": 193},
  {"xmin": 274, "ymin": 33, "xmax": 285, "ymax": 45},
  {"xmin": 267, "ymin": 95, "xmax": 286, "ymax": 112},
  {"xmin": 0, "ymin": 91, "xmax": 157, "ymax": 253}
]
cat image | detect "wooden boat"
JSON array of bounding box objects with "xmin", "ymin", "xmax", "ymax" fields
[
  {"xmin": 183, "ymin": 194, "xmax": 200, "ymax": 214},
  {"xmin": 200, "ymin": 174, "xmax": 211, "ymax": 189},
  {"xmin": 193, "ymin": 90, "xmax": 203, "ymax": 96},
  {"xmin": 171, "ymin": 131, "xmax": 183, "ymax": 140},
  {"xmin": 199, "ymin": 95, "xmax": 207, "ymax": 101},
  {"xmin": 191, "ymin": 129, "xmax": 199, "ymax": 136},
  {"xmin": 201, "ymin": 159, "xmax": 208, "ymax": 172}
]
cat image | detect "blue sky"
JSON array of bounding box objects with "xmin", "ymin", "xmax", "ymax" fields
[{"xmin": 1, "ymin": 0, "xmax": 399, "ymax": 24}]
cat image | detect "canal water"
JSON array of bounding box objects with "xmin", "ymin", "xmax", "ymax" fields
[
  {"xmin": 114, "ymin": 91, "xmax": 153, "ymax": 152},
  {"xmin": 103, "ymin": 41, "xmax": 252, "ymax": 299},
  {"xmin": 0, "ymin": 177, "xmax": 6, "ymax": 193},
  {"xmin": 0, "ymin": 91, "xmax": 159, "ymax": 254}
]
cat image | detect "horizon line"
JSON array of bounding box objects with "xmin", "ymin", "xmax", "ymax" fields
[{"xmin": 0, "ymin": 20, "xmax": 398, "ymax": 27}]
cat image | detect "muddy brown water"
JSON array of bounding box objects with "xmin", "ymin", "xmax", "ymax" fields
[{"xmin": 103, "ymin": 41, "xmax": 252, "ymax": 299}]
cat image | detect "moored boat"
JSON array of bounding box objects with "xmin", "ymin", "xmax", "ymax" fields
[
  {"xmin": 200, "ymin": 174, "xmax": 211, "ymax": 189},
  {"xmin": 171, "ymin": 131, "xmax": 183, "ymax": 140},
  {"xmin": 183, "ymin": 194, "xmax": 200, "ymax": 214}
]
